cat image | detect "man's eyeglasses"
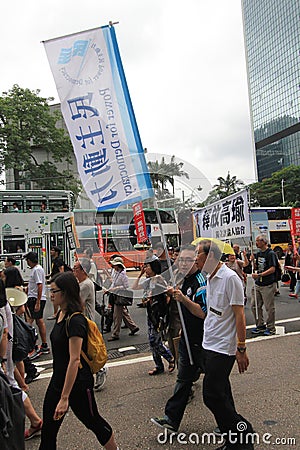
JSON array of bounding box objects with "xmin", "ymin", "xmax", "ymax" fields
[
  {"xmin": 50, "ymin": 289, "xmax": 62, "ymax": 294},
  {"xmin": 177, "ymin": 258, "xmax": 195, "ymax": 263}
]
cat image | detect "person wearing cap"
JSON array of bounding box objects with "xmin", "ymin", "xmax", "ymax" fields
[
  {"xmin": 106, "ymin": 257, "xmax": 139, "ymax": 342},
  {"xmin": 24, "ymin": 252, "xmax": 50, "ymax": 359}
]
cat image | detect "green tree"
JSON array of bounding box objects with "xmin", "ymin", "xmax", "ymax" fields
[
  {"xmin": 166, "ymin": 155, "xmax": 190, "ymax": 196},
  {"xmin": 147, "ymin": 155, "xmax": 189, "ymax": 197},
  {"xmin": 21, "ymin": 161, "xmax": 82, "ymax": 195},
  {"xmin": 204, "ymin": 171, "xmax": 245, "ymax": 204},
  {"xmin": 249, "ymin": 165, "xmax": 300, "ymax": 206},
  {"xmin": 0, "ymin": 85, "xmax": 81, "ymax": 195},
  {"xmin": 147, "ymin": 159, "xmax": 166, "ymax": 191}
]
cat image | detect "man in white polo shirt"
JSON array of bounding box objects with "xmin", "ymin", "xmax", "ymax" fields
[
  {"xmin": 25, "ymin": 252, "xmax": 50, "ymax": 359},
  {"xmin": 200, "ymin": 240, "xmax": 254, "ymax": 450}
]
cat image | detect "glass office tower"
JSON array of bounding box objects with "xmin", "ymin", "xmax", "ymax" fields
[{"xmin": 242, "ymin": 0, "xmax": 300, "ymax": 181}]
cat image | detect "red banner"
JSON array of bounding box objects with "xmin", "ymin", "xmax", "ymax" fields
[
  {"xmin": 291, "ymin": 208, "xmax": 300, "ymax": 236},
  {"xmin": 288, "ymin": 219, "xmax": 297, "ymax": 253},
  {"xmin": 132, "ymin": 202, "xmax": 148, "ymax": 244},
  {"xmin": 97, "ymin": 223, "xmax": 104, "ymax": 255}
]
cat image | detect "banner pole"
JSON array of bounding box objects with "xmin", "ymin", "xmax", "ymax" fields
[
  {"xmin": 247, "ymin": 187, "xmax": 258, "ymax": 320},
  {"xmin": 153, "ymin": 198, "xmax": 194, "ymax": 365}
]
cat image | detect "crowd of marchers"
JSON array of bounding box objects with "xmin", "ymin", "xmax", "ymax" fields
[{"xmin": 1, "ymin": 237, "xmax": 299, "ymax": 450}]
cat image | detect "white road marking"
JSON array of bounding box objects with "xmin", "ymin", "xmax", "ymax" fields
[
  {"xmin": 33, "ymin": 330, "xmax": 300, "ymax": 381},
  {"xmin": 246, "ymin": 316, "xmax": 300, "ymax": 329}
]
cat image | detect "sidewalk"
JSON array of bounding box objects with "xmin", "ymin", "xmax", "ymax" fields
[{"xmin": 25, "ymin": 333, "xmax": 300, "ymax": 450}]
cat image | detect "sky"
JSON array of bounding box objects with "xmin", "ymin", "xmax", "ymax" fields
[{"xmin": 0, "ymin": 0, "xmax": 256, "ymax": 199}]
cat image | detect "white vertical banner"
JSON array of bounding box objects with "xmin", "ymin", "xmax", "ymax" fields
[
  {"xmin": 193, "ymin": 189, "xmax": 251, "ymax": 239},
  {"xmin": 43, "ymin": 25, "xmax": 154, "ymax": 210}
]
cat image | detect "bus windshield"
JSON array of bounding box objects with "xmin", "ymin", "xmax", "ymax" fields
[{"xmin": 0, "ymin": 190, "xmax": 76, "ymax": 279}]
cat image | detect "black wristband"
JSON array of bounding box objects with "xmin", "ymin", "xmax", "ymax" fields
[{"xmin": 237, "ymin": 347, "xmax": 247, "ymax": 354}]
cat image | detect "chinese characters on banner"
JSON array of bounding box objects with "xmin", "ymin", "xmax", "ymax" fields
[
  {"xmin": 132, "ymin": 202, "xmax": 148, "ymax": 244},
  {"xmin": 44, "ymin": 25, "xmax": 153, "ymax": 210},
  {"xmin": 64, "ymin": 217, "xmax": 77, "ymax": 250},
  {"xmin": 290, "ymin": 208, "xmax": 300, "ymax": 252},
  {"xmin": 69, "ymin": 215, "xmax": 80, "ymax": 248},
  {"xmin": 193, "ymin": 190, "xmax": 251, "ymax": 240},
  {"xmin": 291, "ymin": 208, "xmax": 300, "ymax": 236}
]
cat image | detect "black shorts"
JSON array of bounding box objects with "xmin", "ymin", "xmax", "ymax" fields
[{"xmin": 26, "ymin": 297, "xmax": 46, "ymax": 320}]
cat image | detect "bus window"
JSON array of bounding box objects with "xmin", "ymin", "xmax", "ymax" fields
[
  {"xmin": 48, "ymin": 199, "xmax": 66, "ymax": 212},
  {"xmin": 270, "ymin": 231, "xmax": 291, "ymax": 246},
  {"xmin": 26, "ymin": 200, "xmax": 47, "ymax": 212},
  {"xmin": 3, "ymin": 236, "xmax": 26, "ymax": 254},
  {"xmin": 3, "ymin": 201, "xmax": 24, "ymax": 213},
  {"xmin": 96, "ymin": 212, "xmax": 112, "ymax": 225},
  {"xmin": 159, "ymin": 211, "xmax": 176, "ymax": 223},
  {"xmin": 266, "ymin": 209, "xmax": 291, "ymax": 220}
]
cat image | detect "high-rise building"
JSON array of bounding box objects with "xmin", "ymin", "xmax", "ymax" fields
[{"xmin": 241, "ymin": 0, "xmax": 300, "ymax": 181}]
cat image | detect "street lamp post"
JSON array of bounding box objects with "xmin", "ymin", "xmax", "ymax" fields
[{"xmin": 281, "ymin": 179, "xmax": 285, "ymax": 205}]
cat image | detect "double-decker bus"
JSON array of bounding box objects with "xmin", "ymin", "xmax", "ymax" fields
[
  {"xmin": 74, "ymin": 207, "xmax": 180, "ymax": 269},
  {"xmin": 0, "ymin": 190, "xmax": 76, "ymax": 280},
  {"xmin": 251, "ymin": 207, "xmax": 292, "ymax": 258}
]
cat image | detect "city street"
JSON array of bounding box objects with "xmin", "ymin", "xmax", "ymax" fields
[
  {"xmin": 23, "ymin": 272, "xmax": 300, "ymax": 450},
  {"xmin": 1, "ymin": 2, "xmax": 299, "ymax": 449},
  {"xmin": 42, "ymin": 272, "xmax": 300, "ymax": 352}
]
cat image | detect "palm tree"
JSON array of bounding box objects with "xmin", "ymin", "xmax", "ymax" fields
[
  {"xmin": 167, "ymin": 155, "xmax": 189, "ymax": 196},
  {"xmin": 148, "ymin": 155, "xmax": 189, "ymax": 197},
  {"xmin": 147, "ymin": 160, "xmax": 164, "ymax": 190},
  {"xmin": 205, "ymin": 172, "xmax": 245, "ymax": 203}
]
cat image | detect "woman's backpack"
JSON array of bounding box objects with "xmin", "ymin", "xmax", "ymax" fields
[
  {"xmin": 0, "ymin": 372, "xmax": 25, "ymax": 450},
  {"xmin": 66, "ymin": 312, "xmax": 107, "ymax": 374},
  {"xmin": 148, "ymin": 292, "xmax": 169, "ymax": 331},
  {"xmin": 12, "ymin": 314, "xmax": 38, "ymax": 362}
]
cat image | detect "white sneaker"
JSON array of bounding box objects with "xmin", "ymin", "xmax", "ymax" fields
[{"xmin": 94, "ymin": 367, "xmax": 108, "ymax": 391}]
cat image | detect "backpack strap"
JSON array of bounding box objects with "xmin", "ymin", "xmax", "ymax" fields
[
  {"xmin": 65, "ymin": 311, "xmax": 82, "ymax": 336},
  {"xmin": 65, "ymin": 312, "xmax": 88, "ymax": 369}
]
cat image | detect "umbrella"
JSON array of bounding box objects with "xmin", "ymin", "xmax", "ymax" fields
[{"xmin": 191, "ymin": 237, "xmax": 235, "ymax": 255}]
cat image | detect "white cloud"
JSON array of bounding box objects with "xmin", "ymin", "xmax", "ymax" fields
[{"xmin": 0, "ymin": 0, "xmax": 256, "ymax": 192}]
